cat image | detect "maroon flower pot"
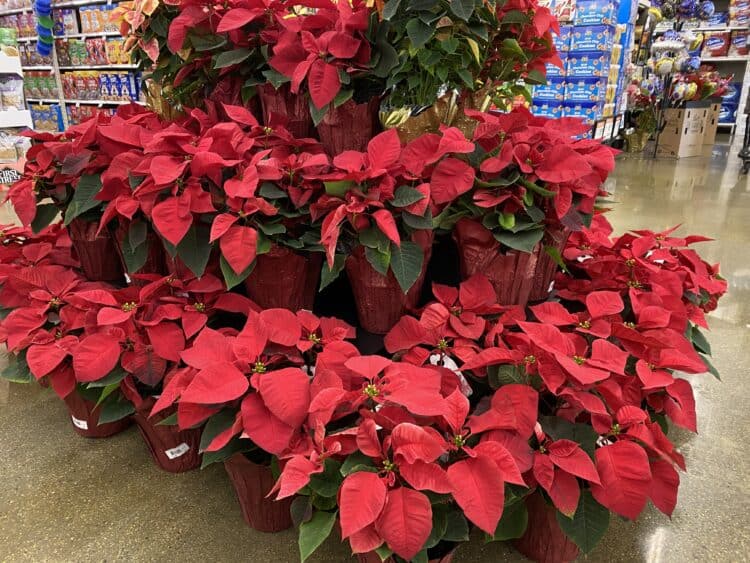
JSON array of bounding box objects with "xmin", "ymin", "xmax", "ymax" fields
[
  {"xmin": 62, "ymin": 391, "xmax": 132, "ymax": 439},
  {"xmin": 453, "ymin": 218, "xmax": 540, "ymax": 307},
  {"xmin": 223, "ymin": 453, "xmax": 294, "ymax": 533},
  {"xmin": 132, "ymin": 398, "xmax": 202, "ymax": 473},
  {"xmin": 316, "ymin": 98, "xmax": 380, "ymax": 156},
  {"xmin": 357, "ymin": 548, "xmax": 456, "ymax": 563},
  {"xmin": 257, "ymin": 84, "xmax": 315, "ymax": 139},
  {"xmin": 528, "ymin": 227, "xmax": 572, "ymax": 302},
  {"xmin": 244, "ymin": 246, "xmax": 322, "ymax": 311},
  {"xmin": 512, "ymin": 493, "xmax": 580, "ymax": 563},
  {"xmin": 67, "ymin": 218, "xmax": 125, "ymax": 283},
  {"xmin": 345, "ymin": 231, "xmax": 433, "ymax": 335}
]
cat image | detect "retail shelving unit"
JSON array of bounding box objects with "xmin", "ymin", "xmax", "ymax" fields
[
  {"xmin": 0, "ymin": 0, "xmax": 144, "ymax": 130},
  {"xmin": 0, "ymin": 50, "xmax": 32, "ymax": 128}
]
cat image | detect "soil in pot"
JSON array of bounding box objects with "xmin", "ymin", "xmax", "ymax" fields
[
  {"xmin": 67, "ymin": 218, "xmax": 125, "ymax": 283},
  {"xmin": 224, "ymin": 453, "xmax": 294, "ymax": 533},
  {"xmin": 244, "ymin": 246, "xmax": 322, "ymax": 311},
  {"xmin": 257, "ymin": 84, "xmax": 315, "ymax": 139},
  {"xmin": 132, "ymin": 398, "xmax": 202, "ymax": 473},
  {"xmin": 453, "ymin": 218, "xmax": 540, "ymax": 307},
  {"xmin": 62, "ymin": 391, "xmax": 132, "ymax": 439},
  {"xmin": 512, "ymin": 493, "xmax": 580, "ymax": 563}
]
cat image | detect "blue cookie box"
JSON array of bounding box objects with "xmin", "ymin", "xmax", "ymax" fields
[
  {"xmin": 563, "ymin": 101, "xmax": 603, "ymax": 124},
  {"xmin": 531, "ymin": 101, "xmax": 564, "ymax": 119},
  {"xmin": 574, "ymin": 0, "xmax": 619, "ymax": 25},
  {"xmin": 570, "ymin": 25, "xmax": 616, "ymax": 52},
  {"xmin": 555, "ymin": 26, "xmax": 573, "ymax": 52},
  {"xmin": 533, "ymin": 78, "xmax": 566, "ymax": 101},
  {"xmin": 546, "ymin": 52, "xmax": 568, "ymax": 77},
  {"xmin": 721, "ymin": 82, "xmax": 741, "ymax": 104},
  {"xmin": 565, "ymin": 78, "xmax": 607, "ymax": 102},
  {"xmin": 566, "ymin": 52, "xmax": 610, "ymax": 77}
]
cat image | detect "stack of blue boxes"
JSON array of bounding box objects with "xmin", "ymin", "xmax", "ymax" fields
[
  {"xmin": 533, "ymin": 0, "xmax": 636, "ymax": 129},
  {"xmin": 719, "ymin": 82, "xmax": 742, "ymax": 124}
]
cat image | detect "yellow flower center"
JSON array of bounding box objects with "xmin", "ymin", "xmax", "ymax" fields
[
  {"xmin": 573, "ymin": 355, "xmax": 585, "ymax": 365},
  {"xmin": 121, "ymin": 301, "xmax": 137, "ymax": 312},
  {"xmin": 524, "ymin": 355, "xmax": 536, "ymax": 364},
  {"xmin": 252, "ymin": 361, "xmax": 266, "ymax": 374},
  {"xmin": 364, "ymin": 383, "xmax": 379, "ymax": 398},
  {"xmin": 578, "ymin": 319, "xmax": 591, "ymax": 329}
]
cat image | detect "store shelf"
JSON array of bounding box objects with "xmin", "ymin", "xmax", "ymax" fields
[
  {"xmin": 0, "ymin": 109, "xmax": 33, "ymax": 128},
  {"xmin": 26, "ymin": 98, "xmax": 61, "ymax": 104},
  {"xmin": 693, "ymin": 26, "xmax": 750, "ymax": 31},
  {"xmin": 717, "ymin": 123, "xmax": 735, "ymax": 128},
  {"xmin": 0, "ymin": 52, "xmax": 23, "ymax": 75},
  {"xmin": 0, "ymin": 0, "xmax": 110, "ymax": 15},
  {"xmin": 701, "ymin": 56, "xmax": 750, "ymax": 62},
  {"xmin": 18, "ymin": 31, "xmax": 121, "ymax": 42},
  {"xmin": 22, "ymin": 65, "xmax": 52, "ymax": 71},
  {"xmin": 58, "ymin": 64, "xmax": 137, "ymax": 70},
  {"xmin": 64, "ymin": 99, "xmax": 143, "ymax": 105}
]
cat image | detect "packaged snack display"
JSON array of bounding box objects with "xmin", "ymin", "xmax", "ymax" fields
[
  {"xmin": 554, "ymin": 25, "xmax": 573, "ymax": 52},
  {"xmin": 574, "ymin": 0, "xmax": 618, "ymax": 25},
  {"xmin": 532, "ymin": 78, "xmax": 566, "ymax": 101},
  {"xmin": 704, "ymin": 11, "xmax": 728, "ymax": 26},
  {"xmin": 565, "ymin": 77, "xmax": 607, "ymax": 103},
  {"xmin": 563, "ymin": 100, "xmax": 603, "ymax": 124},
  {"xmin": 29, "ymin": 103, "xmax": 63, "ymax": 132},
  {"xmin": 23, "ymin": 71, "xmax": 58, "ymax": 99},
  {"xmin": 570, "ymin": 25, "xmax": 616, "ymax": 52},
  {"xmin": 531, "ymin": 100, "xmax": 564, "ymax": 118},
  {"xmin": 729, "ymin": 30, "xmax": 748, "ymax": 57},
  {"xmin": 60, "ymin": 70, "xmax": 140, "ymax": 102},
  {"xmin": 552, "ymin": 0, "xmax": 576, "ymax": 22},
  {"xmin": 566, "ymin": 51, "xmax": 610, "ymax": 77},
  {"xmin": 0, "ymin": 76, "xmax": 24, "ymax": 110},
  {"xmin": 546, "ymin": 52, "xmax": 568, "ymax": 77},
  {"xmin": 702, "ymin": 32, "xmax": 731, "ymax": 58}
]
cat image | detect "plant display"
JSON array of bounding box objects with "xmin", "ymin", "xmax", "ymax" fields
[{"xmin": 5, "ymin": 0, "xmax": 730, "ymax": 560}]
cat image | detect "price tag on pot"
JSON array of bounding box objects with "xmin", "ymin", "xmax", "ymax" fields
[
  {"xmin": 71, "ymin": 416, "xmax": 88, "ymax": 430},
  {"xmin": 165, "ymin": 442, "xmax": 190, "ymax": 460}
]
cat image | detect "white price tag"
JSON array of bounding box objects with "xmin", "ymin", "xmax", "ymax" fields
[
  {"xmin": 165, "ymin": 442, "xmax": 190, "ymax": 460},
  {"xmin": 71, "ymin": 416, "xmax": 88, "ymax": 430}
]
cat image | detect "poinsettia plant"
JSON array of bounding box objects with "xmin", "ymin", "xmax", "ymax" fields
[{"xmin": 426, "ymin": 108, "xmax": 617, "ymax": 254}]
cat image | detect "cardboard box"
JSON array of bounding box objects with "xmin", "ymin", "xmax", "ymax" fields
[
  {"xmin": 703, "ymin": 102, "xmax": 721, "ymax": 145},
  {"xmin": 574, "ymin": 0, "xmax": 618, "ymax": 25},
  {"xmin": 531, "ymin": 101, "xmax": 564, "ymax": 119},
  {"xmin": 656, "ymin": 105, "xmax": 707, "ymax": 158},
  {"xmin": 546, "ymin": 53, "xmax": 567, "ymax": 77},
  {"xmin": 566, "ymin": 51, "xmax": 610, "ymax": 77},
  {"xmin": 533, "ymin": 78, "xmax": 566, "ymax": 101},
  {"xmin": 555, "ymin": 25, "xmax": 573, "ymax": 52},
  {"xmin": 563, "ymin": 101, "xmax": 603, "ymax": 124},
  {"xmin": 702, "ymin": 32, "xmax": 731, "ymax": 58},
  {"xmin": 570, "ymin": 25, "xmax": 616, "ymax": 52},
  {"xmin": 565, "ymin": 77, "xmax": 607, "ymax": 102}
]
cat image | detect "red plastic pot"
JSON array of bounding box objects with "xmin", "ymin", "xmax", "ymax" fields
[
  {"xmin": 67, "ymin": 218, "xmax": 124, "ymax": 283},
  {"xmin": 244, "ymin": 246, "xmax": 322, "ymax": 311},
  {"xmin": 317, "ymin": 97, "xmax": 380, "ymax": 156},
  {"xmin": 346, "ymin": 231, "xmax": 433, "ymax": 335},
  {"xmin": 528, "ymin": 227, "xmax": 571, "ymax": 302},
  {"xmin": 62, "ymin": 391, "xmax": 132, "ymax": 439},
  {"xmin": 453, "ymin": 218, "xmax": 540, "ymax": 307},
  {"xmin": 357, "ymin": 548, "xmax": 456, "ymax": 563},
  {"xmin": 257, "ymin": 84, "xmax": 315, "ymax": 139},
  {"xmin": 223, "ymin": 453, "xmax": 294, "ymax": 533},
  {"xmin": 132, "ymin": 398, "xmax": 202, "ymax": 473},
  {"xmin": 513, "ymin": 493, "xmax": 580, "ymax": 563}
]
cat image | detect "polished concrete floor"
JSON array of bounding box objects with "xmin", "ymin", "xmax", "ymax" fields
[{"xmin": 1, "ymin": 141, "xmax": 749, "ymax": 562}]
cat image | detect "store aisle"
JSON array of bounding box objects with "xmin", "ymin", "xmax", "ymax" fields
[{"xmin": 1, "ymin": 147, "xmax": 749, "ymax": 563}]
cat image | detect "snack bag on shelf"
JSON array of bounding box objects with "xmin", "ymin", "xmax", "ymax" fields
[
  {"xmin": 702, "ymin": 32, "xmax": 730, "ymax": 58},
  {"xmin": 729, "ymin": 30, "xmax": 748, "ymax": 57}
]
